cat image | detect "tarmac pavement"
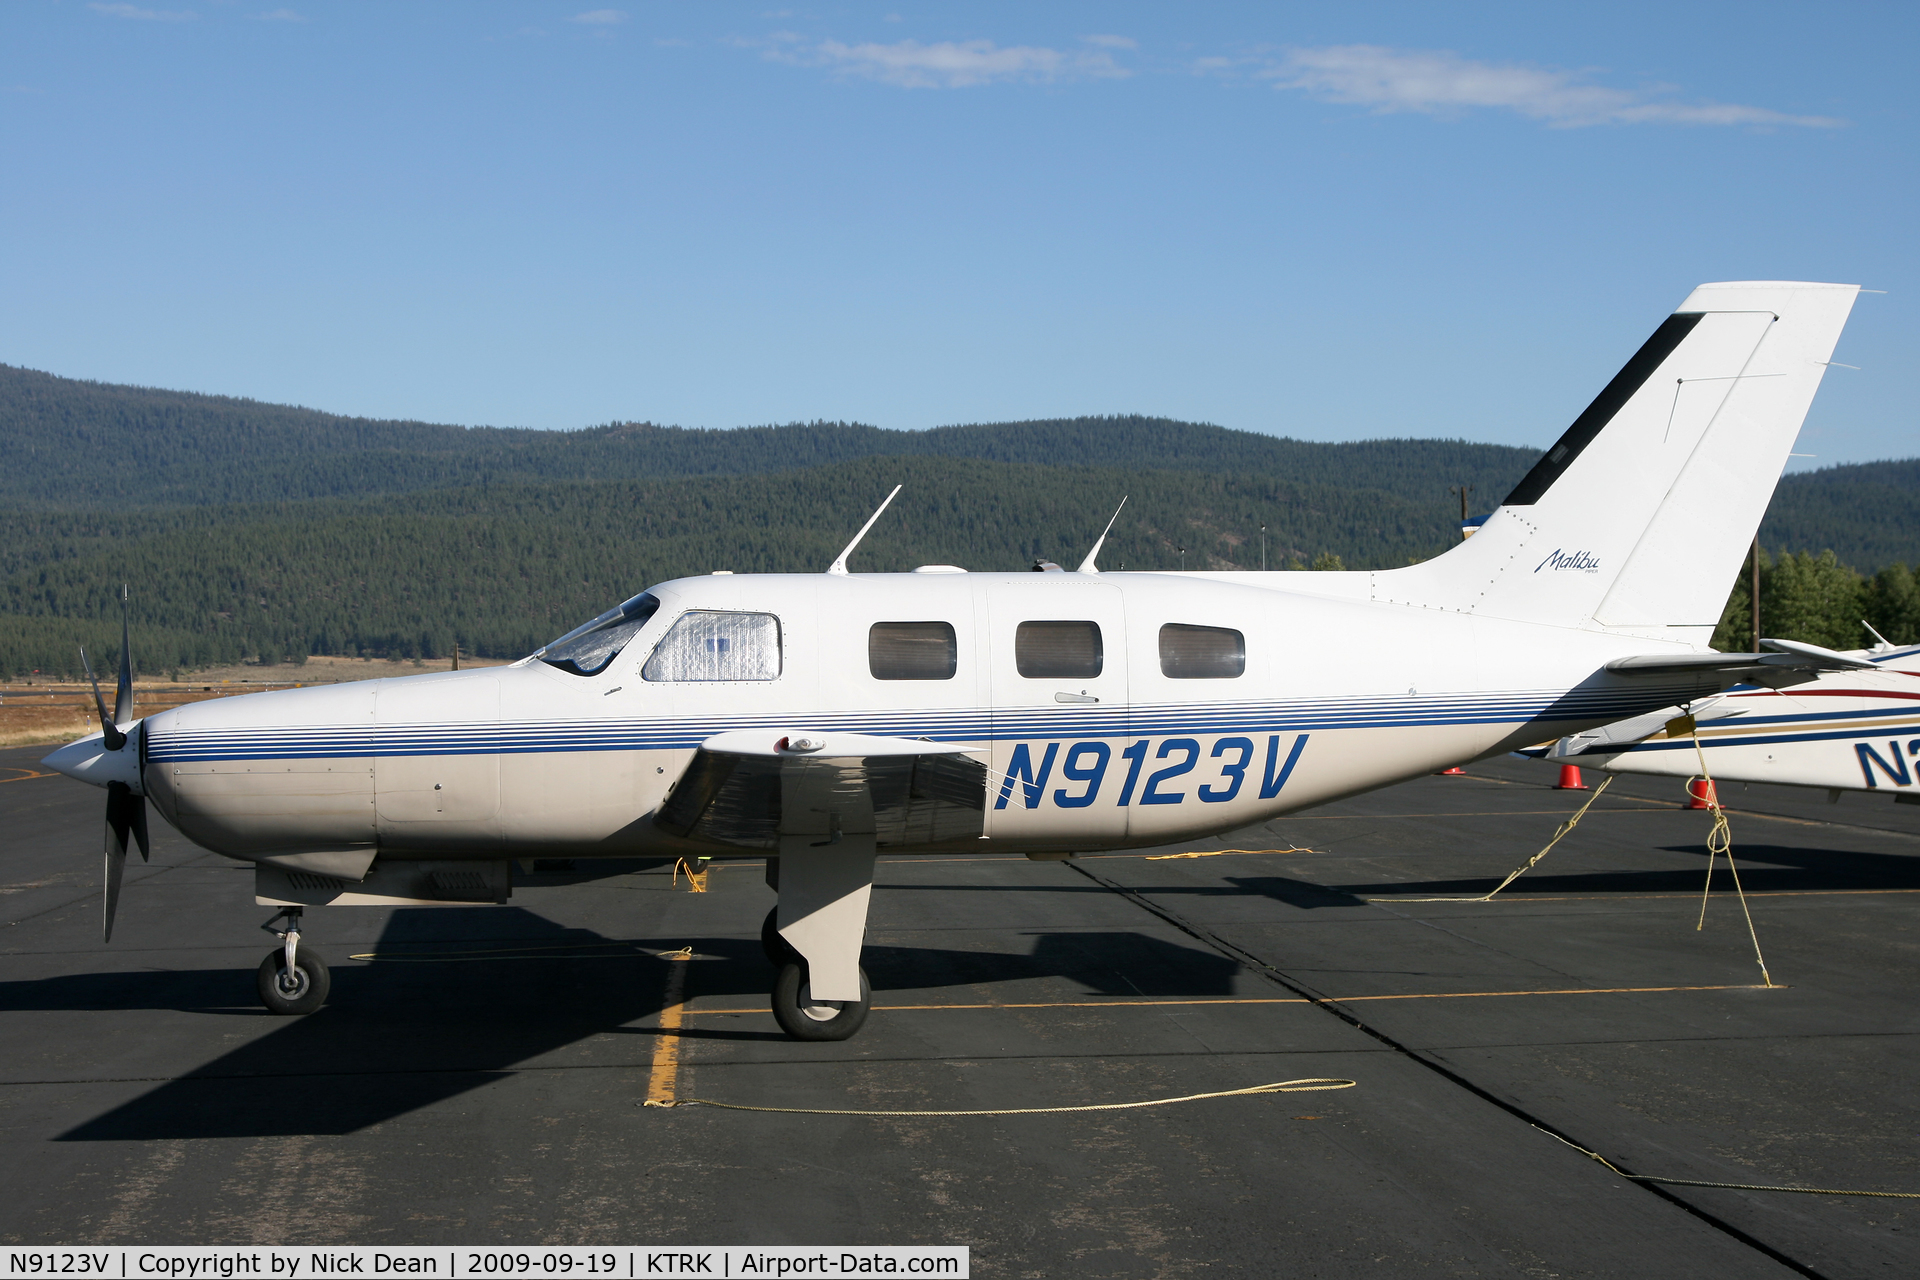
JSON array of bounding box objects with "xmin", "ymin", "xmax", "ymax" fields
[{"xmin": 3, "ymin": 743, "xmax": 1917, "ymax": 1278}]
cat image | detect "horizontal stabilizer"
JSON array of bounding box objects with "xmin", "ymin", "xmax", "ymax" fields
[{"xmin": 1604, "ymin": 637, "xmax": 1873, "ymax": 683}]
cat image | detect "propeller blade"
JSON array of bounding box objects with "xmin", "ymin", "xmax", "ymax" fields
[
  {"xmin": 104, "ymin": 781, "xmax": 134, "ymax": 942},
  {"xmin": 79, "ymin": 646, "xmax": 126, "ymax": 752},
  {"xmin": 113, "ymin": 584, "xmax": 134, "ymax": 728},
  {"xmin": 130, "ymin": 788, "xmax": 150, "ymax": 864}
]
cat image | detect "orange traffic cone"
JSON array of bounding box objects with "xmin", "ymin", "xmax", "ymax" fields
[
  {"xmin": 1555, "ymin": 764, "xmax": 1588, "ymax": 790},
  {"xmin": 1686, "ymin": 778, "xmax": 1716, "ymax": 810}
]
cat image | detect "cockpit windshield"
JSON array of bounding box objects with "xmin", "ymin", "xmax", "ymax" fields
[{"xmin": 534, "ymin": 592, "xmax": 662, "ymax": 677}]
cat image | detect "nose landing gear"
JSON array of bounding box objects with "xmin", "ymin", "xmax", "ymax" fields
[{"xmin": 257, "ymin": 906, "xmax": 330, "ymax": 1015}]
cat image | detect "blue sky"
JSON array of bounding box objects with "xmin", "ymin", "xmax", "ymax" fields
[{"xmin": 2, "ymin": 2, "xmax": 1913, "ymax": 467}]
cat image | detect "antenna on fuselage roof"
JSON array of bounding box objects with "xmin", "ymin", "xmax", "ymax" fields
[
  {"xmin": 1076, "ymin": 496, "xmax": 1128, "ymax": 574},
  {"xmin": 827, "ymin": 484, "xmax": 903, "ymax": 576}
]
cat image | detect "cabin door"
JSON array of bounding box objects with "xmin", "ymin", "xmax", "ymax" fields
[{"xmin": 981, "ymin": 579, "xmax": 1130, "ymax": 848}]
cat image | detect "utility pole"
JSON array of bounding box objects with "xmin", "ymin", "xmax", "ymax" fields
[
  {"xmin": 1260, "ymin": 525, "xmax": 1267, "ymax": 572},
  {"xmin": 1449, "ymin": 484, "xmax": 1474, "ymax": 540},
  {"xmin": 1750, "ymin": 537, "xmax": 1761, "ymax": 652}
]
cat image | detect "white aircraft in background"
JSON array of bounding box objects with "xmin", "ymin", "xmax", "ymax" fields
[
  {"xmin": 44, "ymin": 281, "xmax": 1866, "ymax": 1042},
  {"xmin": 1542, "ymin": 633, "xmax": 1920, "ymax": 803}
]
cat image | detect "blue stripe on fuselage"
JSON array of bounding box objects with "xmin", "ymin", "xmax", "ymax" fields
[{"xmin": 145, "ymin": 684, "xmax": 1698, "ymax": 763}]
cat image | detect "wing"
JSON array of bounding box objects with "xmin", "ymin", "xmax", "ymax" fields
[{"xmin": 654, "ymin": 730, "xmax": 988, "ymax": 851}]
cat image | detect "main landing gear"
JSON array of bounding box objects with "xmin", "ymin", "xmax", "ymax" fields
[
  {"xmin": 761, "ymin": 906, "xmax": 871, "ymax": 1040},
  {"xmin": 762, "ymin": 833, "xmax": 878, "ymax": 1042},
  {"xmin": 257, "ymin": 906, "xmax": 330, "ymax": 1015}
]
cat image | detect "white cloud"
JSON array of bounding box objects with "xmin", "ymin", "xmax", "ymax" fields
[
  {"xmin": 568, "ymin": 9, "xmax": 626, "ymax": 25},
  {"xmin": 784, "ymin": 37, "xmax": 1128, "ymax": 89},
  {"xmin": 89, "ymin": 2, "xmax": 196, "ymax": 20},
  {"xmin": 250, "ymin": 8, "xmax": 306, "ymax": 21},
  {"xmin": 1265, "ymin": 45, "xmax": 1843, "ymax": 128}
]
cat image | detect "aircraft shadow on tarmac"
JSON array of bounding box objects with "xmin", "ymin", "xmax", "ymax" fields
[
  {"xmin": 47, "ymin": 908, "xmax": 1237, "ymax": 1141},
  {"xmin": 872, "ymin": 930, "xmax": 1238, "ymax": 997},
  {"xmin": 1326, "ymin": 843, "xmax": 1920, "ymax": 900}
]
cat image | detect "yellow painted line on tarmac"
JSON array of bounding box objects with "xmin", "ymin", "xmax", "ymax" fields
[
  {"xmin": 678, "ymin": 982, "xmax": 1770, "ymax": 1018},
  {"xmin": 1144, "ymin": 847, "xmax": 1314, "ymax": 860},
  {"xmin": 1276, "ymin": 806, "xmax": 1668, "ymax": 820},
  {"xmin": 676, "ymin": 998, "xmax": 1309, "ymax": 1015},
  {"xmin": 1368, "ymin": 887, "xmax": 1920, "ymax": 904},
  {"xmin": 645, "ymin": 951, "xmax": 693, "ymax": 1105},
  {"xmin": 1719, "ymin": 807, "xmax": 1920, "ymax": 836},
  {"xmin": 0, "ymin": 769, "xmax": 57, "ymax": 784},
  {"xmin": 1333, "ymin": 983, "xmax": 1770, "ymax": 1002}
]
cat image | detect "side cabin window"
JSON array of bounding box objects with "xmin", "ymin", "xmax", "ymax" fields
[
  {"xmin": 643, "ymin": 611, "xmax": 782, "ymax": 682},
  {"xmin": 870, "ymin": 622, "xmax": 957, "ymax": 680},
  {"xmin": 1016, "ymin": 620, "xmax": 1102, "ymax": 679},
  {"xmin": 1159, "ymin": 624, "xmax": 1245, "ymax": 679}
]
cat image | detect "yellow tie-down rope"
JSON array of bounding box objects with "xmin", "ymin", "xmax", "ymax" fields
[
  {"xmin": 1145, "ymin": 846, "xmax": 1314, "ymax": 861},
  {"xmin": 1539, "ymin": 1126, "xmax": 1920, "ymax": 1200},
  {"xmin": 1678, "ymin": 714, "xmax": 1773, "ymax": 987},
  {"xmin": 1370, "ymin": 714, "xmax": 1779, "ymax": 992},
  {"xmin": 1373, "ymin": 776, "xmax": 1616, "ymax": 904},
  {"xmin": 351, "ymin": 943, "xmax": 693, "ymax": 962},
  {"xmin": 642, "ymin": 1077, "xmax": 1355, "ymax": 1116}
]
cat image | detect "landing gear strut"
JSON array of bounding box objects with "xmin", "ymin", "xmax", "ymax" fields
[
  {"xmin": 257, "ymin": 906, "xmax": 330, "ymax": 1015},
  {"xmin": 761, "ymin": 907, "xmax": 801, "ymax": 967}
]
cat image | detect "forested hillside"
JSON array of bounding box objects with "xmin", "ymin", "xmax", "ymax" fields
[
  {"xmin": 0, "ymin": 362, "xmax": 1912, "ymax": 677},
  {"xmin": 0, "ymin": 457, "xmax": 1474, "ymax": 675},
  {"xmin": 0, "ymin": 363, "xmax": 1536, "ymax": 508},
  {"xmin": 1765, "ymin": 459, "xmax": 1920, "ymax": 571}
]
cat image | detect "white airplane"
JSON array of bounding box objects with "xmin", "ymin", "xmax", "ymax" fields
[
  {"xmin": 1541, "ymin": 633, "xmax": 1920, "ymax": 803},
  {"xmin": 44, "ymin": 281, "xmax": 1867, "ymax": 1041}
]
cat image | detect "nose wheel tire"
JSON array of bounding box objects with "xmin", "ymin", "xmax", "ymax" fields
[
  {"xmin": 257, "ymin": 948, "xmax": 330, "ymax": 1015},
  {"xmin": 761, "ymin": 908, "xmax": 802, "ymax": 967},
  {"xmin": 771, "ymin": 962, "xmax": 871, "ymax": 1041}
]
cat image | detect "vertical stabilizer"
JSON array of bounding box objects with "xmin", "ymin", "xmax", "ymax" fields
[{"xmin": 1357, "ymin": 282, "xmax": 1858, "ymax": 641}]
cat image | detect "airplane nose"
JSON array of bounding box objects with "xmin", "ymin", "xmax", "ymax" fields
[{"xmin": 42, "ymin": 730, "xmax": 142, "ymax": 791}]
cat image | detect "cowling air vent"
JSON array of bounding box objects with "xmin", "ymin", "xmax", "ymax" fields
[
  {"xmin": 286, "ymin": 871, "xmax": 349, "ymax": 892},
  {"xmin": 430, "ymin": 870, "xmax": 494, "ymax": 900}
]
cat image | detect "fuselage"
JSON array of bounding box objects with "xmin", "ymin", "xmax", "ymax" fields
[{"xmin": 104, "ymin": 569, "xmax": 1725, "ymax": 866}]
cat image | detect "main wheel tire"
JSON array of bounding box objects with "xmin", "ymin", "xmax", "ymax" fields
[
  {"xmin": 257, "ymin": 948, "xmax": 330, "ymax": 1015},
  {"xmin": 771, "ymin": 962, "xmax": 871, "ymax": 1041},
  {"xmin": 761, "ymin": 908, "xmax": 802, "ymax": 967}
]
